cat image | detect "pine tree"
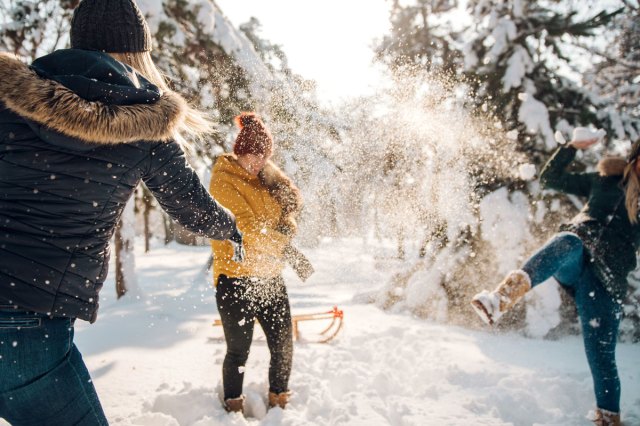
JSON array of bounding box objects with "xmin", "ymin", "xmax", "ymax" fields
[
  {"xmin": 586, "ymin": 4, "xmax": 640, "ymax": 143},
  {"xmin": 142, "ymin": 0, "xmax": 255, "ymax": 157},
  {"xmin": 461, "ymin": 1, "xmax": 623, "ymax": 158},
  {"xmin": 239, "ymin": 17, "xmax": 289, "ymax": 74},
  {"xmin": 0, "ymin": 0, "xmax": 76, "ymax": 58},
  {"xmin": 375, "ymin": 0, "xmax": 461, "ymax": 73},
  {"xmin": 374, "ymin": 0, "xmax": 625, "ymax": 158}
]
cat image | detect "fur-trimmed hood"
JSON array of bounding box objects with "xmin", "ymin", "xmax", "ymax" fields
[
  {"xmin": 259, "ymin": 161, "xmax": 303, "ymax": 218},
  {"xmin": 259, "ymin": 159, "xmax": 303, "ymax": 236},
  {"xmin": 0, "ymin": 49, "xmax": 187, "ymax": 146},
  {"xmin": 597, "ymin": 156, "xmax": 627, "ymax": 177}
]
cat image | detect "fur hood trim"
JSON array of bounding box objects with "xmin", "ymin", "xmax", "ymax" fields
[
  {"xmin": 597, "ymin": 157, "xmax": 627, "ymax": 177},
  {"xmin": 0, "ymin": 52, "xmax": 187, "ymax": 144},
  {"xmin": 259, "ymin": 160, "xmax": 303, "ymax": 219}
]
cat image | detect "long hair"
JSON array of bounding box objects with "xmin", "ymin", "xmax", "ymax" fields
[
  {"xmin": 109, "ymin": 52, "xmax": 213, "ymax": 147},
  {"xmin": 623, "ymin": 161, "xmax": 640, "ymax": 224}
]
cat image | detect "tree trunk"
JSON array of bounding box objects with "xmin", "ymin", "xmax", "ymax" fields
[
  {"xmin": 141, "ymin": 185, "xmax": 154, "ymax": 253},
  {"xmin": 163, "ymin": 213, "xmax": 175, "ymax": 245},
  {"xmin": 115, "ymin": 197, "xmax": 139, "ymax": 299}
]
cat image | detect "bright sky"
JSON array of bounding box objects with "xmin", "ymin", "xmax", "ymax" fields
[{"xmin": 214, "ymin": 0, "xmax": 392, "ymax": 105}]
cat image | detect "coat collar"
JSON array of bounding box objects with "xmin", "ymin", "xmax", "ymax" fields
[
  {"xmin": 215, "ymin": 153, "xmax": 259, "ymax": 181},
  {"xmin": 597, "ymin": 157, "xmax": 627, "ymax": 177},
  {"xmin": 0, "ymin": 51, "xmax": 187, "ymax": 144}
]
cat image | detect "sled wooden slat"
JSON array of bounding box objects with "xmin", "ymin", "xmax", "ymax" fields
[{"xmin": 213, "ymin": 306, "xmax": 344, "ymax": 343}]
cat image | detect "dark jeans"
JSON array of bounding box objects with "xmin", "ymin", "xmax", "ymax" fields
[
  {"xmin": 0, "ymin": 308, "xmax": 108, "ymax": 426},
  {"xmin": 522, "ymin": 232, "xmax": 623, "ymax": 412},
  {"xmin": 216, "ymin": 275, "xmax": 293, "ymax": 399}
]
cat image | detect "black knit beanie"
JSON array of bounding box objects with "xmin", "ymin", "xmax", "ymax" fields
[{"xmin": 70, "ymin": 0, "xmax": 152, "ymax": 53}]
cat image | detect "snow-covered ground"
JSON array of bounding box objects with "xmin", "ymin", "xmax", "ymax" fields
[{"xmin": 3, "ymin": 238, "xmax": 639, "ymax": 426}]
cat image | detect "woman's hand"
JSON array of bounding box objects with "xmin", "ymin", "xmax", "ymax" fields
[{"xmin": 569, "ymin": 138, "xmax": 599, "ymax": 150}]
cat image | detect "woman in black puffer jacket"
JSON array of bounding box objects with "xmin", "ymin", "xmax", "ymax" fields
[
  {"xmin": 0, "ymin": 1, "xmax": 241, "ymax": 424},
  {"xmin": 471, "ymin": 134, "xmax": 640, "ymax": 426}
]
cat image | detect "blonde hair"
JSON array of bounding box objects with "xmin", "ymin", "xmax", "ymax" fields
[
  {"xmin": 109, "ymin": 52, "xmax": 213, "ymax": 147},
  {"xmin": 624, "ymin": 161, "xmax": 640, "ymax": 224}
]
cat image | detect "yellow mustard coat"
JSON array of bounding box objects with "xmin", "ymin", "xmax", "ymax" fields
[{"xmin": 209, "ymin": 155, "xmax": 291, "ymax": 284}]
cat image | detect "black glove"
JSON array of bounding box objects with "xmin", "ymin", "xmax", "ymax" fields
[
  {"xmin": 229, "ymin": 228, "xmax": 243, "ymax": 245},
  {"xmin": 229, "ymin": 229, "xmax": 245, "ymax": 263}
]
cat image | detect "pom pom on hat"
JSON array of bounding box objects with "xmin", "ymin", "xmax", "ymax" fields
[{"xmin": 233, "ymin": 112, "xmax": 273, "ymax": 157}]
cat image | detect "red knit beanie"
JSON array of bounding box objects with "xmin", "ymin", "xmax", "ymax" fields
[{"xmin": 233, "ymin": 112, "xmax": 273, "ymax": 157}]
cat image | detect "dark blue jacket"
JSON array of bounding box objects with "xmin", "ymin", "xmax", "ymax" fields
[{"xmin": 0, "ymin": 49, "xmax": 236, "ymax": 322}]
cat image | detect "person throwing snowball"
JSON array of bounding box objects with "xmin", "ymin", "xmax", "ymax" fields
[{"xmin": 471, "ymin": 128, "xmax": 640, "ymax": 426}]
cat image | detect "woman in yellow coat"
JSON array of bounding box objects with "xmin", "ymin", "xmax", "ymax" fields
[{"xmin": 210, "ymin": 112, "xmax": 302, "ymax": 413}]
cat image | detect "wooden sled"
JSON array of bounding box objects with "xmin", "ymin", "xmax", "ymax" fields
[{"xmin": 213, "ymin": 306, "xmax": 344, "ymax": 344}]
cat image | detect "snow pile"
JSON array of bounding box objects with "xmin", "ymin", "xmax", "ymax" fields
[{"xmin": 518, "ymin": 163, "xmax": 536, "ymax": 181}]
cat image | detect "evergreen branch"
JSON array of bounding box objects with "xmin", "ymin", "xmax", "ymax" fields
[
  {"xmin": 525, "ymin": 7, "xmax": 624, "ymax": 40},
  {"xmin": 574, "ymin": 42, "xmax": 640, "ymax": 71}
]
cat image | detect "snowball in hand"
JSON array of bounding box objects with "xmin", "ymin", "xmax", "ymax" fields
[
  {"xmin": 554, "ymin": 130, "xmax": 566, "ymax": 145},
  {"xmin": 518, "ymin": 163, "xmax": 536, "ymax": 181},
  {"xmin": 572, "ymin": 127, "xmax": 606, "ymax": 143}
]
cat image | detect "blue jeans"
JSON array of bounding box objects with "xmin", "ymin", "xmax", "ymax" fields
[
  {"xmin": 522, "ymin": 232, "xmax": 623, "ymax": 412},
  {"xmin": 0, "ymin": 309, "xmax": 108, "ymax": 425}
]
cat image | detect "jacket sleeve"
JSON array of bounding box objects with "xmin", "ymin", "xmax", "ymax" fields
[
  {"xmin": 142, "ymin": 141, "xmax": 236, "ymax": 240},
  {"xmin": 539, "ymin": 145, "xmax": 592, "ymax": 197},
  {"xmin": 210, "ymin": 179, "xmax": 290, "ymax": 257}
]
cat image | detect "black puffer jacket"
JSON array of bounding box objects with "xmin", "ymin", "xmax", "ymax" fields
[
  {"xmin": 0, "ymin": 49, "xmax": 236, "ymax": 322},
  {"xmin": 540, "ymin": 146, "xmax": 640, "ymax": 302}
]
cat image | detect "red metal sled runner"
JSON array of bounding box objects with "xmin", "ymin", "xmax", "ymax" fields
[{"xmin": 213, "ymin": 306, "xmax": 344, "ymax": 343}]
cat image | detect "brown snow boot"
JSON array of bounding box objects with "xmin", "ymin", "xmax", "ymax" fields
[
  {"xmin": 268, "ymin": 391, "xmax": 291, "ymax": 409},
  {"xmin": 593, "ymin": 408, "xmax": 621, "ymax": 426},
  {"xmin": 223, "ymin": 395, "xmax": 245, "ymax": 413},
  {"xmin": 471, "ymin": 270, "xmax": 531, "ymax": 325}
]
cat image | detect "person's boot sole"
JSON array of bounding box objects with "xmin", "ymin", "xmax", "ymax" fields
[{"xmin": 470, "ymin": 298, "xmax": 494, "ymax": 325}]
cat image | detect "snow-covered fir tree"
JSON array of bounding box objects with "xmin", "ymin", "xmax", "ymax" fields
[
  {"xmin": 370, "ymin": 0, "xmax": 640, "ymax": 339},
  {"xmin": 0, "ymin": 0, "xmax": 76, "ymax": 58},
  {"xmin": 375, "ymin": 0, "xmax": 461, "ymax": 73},
  {"xmin": 586, "ymin": 4, "xmax": 640, "ymax": 144}
]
